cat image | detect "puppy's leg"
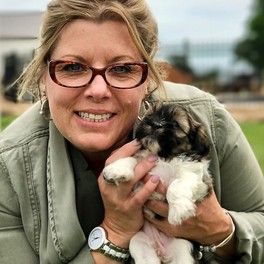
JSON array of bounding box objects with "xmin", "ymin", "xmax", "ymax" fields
[
  {"xmin": 166, "ymin": 178, "xmax": 196, "ymax": 225},
  {"xmin": 102, "ymin": 157, "xmax": 137, "ymax": 185},
  {"xmin": 168, "ymin": 238, "xmax": 195, "ymax": 264},
  {"xmin": 166, "ymin": 160, "xmax": 210, "ymax": 225},
  {"xmin": 129, "ymin": 231, "xmax": 160, "ymax": 264},
  {"xmin": 166, "ymin": 172, "xmax": 202, "ymax": 225}
]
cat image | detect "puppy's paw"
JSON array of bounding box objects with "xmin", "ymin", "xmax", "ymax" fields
[
  {"xmin": 168, "ymin": 200, "xmax": 196, "ymax": 225},
  {"xmin": 102, "ymin": 157, "xmax": 137, "ymax": 185}
]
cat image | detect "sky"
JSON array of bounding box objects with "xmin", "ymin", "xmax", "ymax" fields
[{"xmin": 0, "ymin": 0, "xmax": 253, "ymax": 44}]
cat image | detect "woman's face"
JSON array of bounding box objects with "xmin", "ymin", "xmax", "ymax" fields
[{"xmin": 44, "ymin": 19, "xmax": 148, "ymax": 157}]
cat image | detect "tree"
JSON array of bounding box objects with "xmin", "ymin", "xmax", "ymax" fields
[{"xmin": 235, "ymin": 0, "xmax": 264, "ymax": 77}]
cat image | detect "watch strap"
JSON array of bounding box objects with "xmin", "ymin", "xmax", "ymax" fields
[{"xmin": 98, "ymin": 240, "xmax": 130, "ymax": 262}]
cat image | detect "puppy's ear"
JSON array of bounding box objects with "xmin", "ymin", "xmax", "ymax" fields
[
  {"xmin": 148, "ymin": 101, "xmax": 162, "ymax": 114},
  {"xmin": 171, "ymin": 106, "xmax": 191, "ymax": 134},
  {"xmin": 188, "ymin": 115, "xmax": 210, "ymax": 157}
]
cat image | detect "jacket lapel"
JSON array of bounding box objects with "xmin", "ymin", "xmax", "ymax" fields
[{"xmin": 47, "ymin": 122, "xmax": 87, "ymax": 262}]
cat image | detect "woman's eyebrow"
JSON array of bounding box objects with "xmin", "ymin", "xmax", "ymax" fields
[
  {"xmin": 51, "ymin": 54, "xmax": 142, "ymax": 65},
  {"xmin": 110, "ymin": 55, "xmax": 141, "ymax": 63},
  {"xmin": 52, "ymin": 54, "xmax": 87, "ymax": 63}
]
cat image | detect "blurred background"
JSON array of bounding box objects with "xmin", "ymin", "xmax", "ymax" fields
[{"xmin": 0, "ymin": 0, "xmax": 263, "ymax": 171}]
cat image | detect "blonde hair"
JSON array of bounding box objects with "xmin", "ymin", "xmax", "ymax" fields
[{"xmin": 18, "ymin": 0, "xmax": 164, "ymax": 99}]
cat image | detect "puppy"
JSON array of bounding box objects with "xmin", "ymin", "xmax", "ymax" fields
[{"xmin": 103, "ymin": 103, "xmax": 212, "ymax": 264}]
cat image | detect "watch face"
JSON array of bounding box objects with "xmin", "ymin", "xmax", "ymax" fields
[{"xmin": 88, "ymin": 227, "xmax": 106, "ymax": 250}]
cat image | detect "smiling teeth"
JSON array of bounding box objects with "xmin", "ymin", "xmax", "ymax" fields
[{"xmin": 78, "ymin": 112, "xmax": 112, "ymax": 122}]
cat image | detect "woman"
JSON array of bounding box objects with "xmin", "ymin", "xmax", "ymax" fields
[{"xmin": 0, "ymin": 0, "xmax": 263, "ymax": 263}]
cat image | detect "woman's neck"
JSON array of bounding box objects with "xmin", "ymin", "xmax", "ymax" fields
[
  {"xmin": 82, "ymin": 135, "xmax": 132, "ymax": 177},
  {"xmin": 83, "ymin": 151, "xmax": 110, "ymax": 177}
]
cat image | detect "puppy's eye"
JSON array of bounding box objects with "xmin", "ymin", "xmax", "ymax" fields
[
  {"xmin": 173, "ymin": 123, "xmax": 180, "ymax": 129},
  {"xmin": 143, "ymin": 118, "xmax": 162, "ymax": 129},
  {"xmin": 152, "ymin": 121, "xmax": 163, "ymax": 129},
  {"xmin": 164, "ymin": 122, "xmax": 177, "ymax": 129}
]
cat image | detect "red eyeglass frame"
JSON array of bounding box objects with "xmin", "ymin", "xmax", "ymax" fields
[{"xmin": 48, "ymin": 60, "xmax": 149, "ymax": 89}]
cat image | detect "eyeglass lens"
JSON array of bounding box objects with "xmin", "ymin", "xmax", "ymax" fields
[{"xmin": 50, "ymin": 61, "xmax": 147, "ymax": 89}]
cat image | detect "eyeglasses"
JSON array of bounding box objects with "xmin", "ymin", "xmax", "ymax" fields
[{"xmin": 48, "ymin": 60, "xmax": 148, "ymax": 89}]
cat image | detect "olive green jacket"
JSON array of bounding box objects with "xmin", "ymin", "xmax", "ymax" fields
[{"xmin": 0, "ymin": 82, "xmax": 264, "ymax": 263}]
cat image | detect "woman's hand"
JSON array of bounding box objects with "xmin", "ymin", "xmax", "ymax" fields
[
  {"xmin": 144, "ymin": 191, "xmax": 236, "ymax": 258},
  {"xmin": 98, "ymin": 140, "xmax": 160, "ymax": 248}
]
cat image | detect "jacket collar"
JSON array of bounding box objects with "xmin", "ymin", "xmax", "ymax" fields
[{"xmin": 47, "ymin": 121, "xmax": 86, "ymax": 262}]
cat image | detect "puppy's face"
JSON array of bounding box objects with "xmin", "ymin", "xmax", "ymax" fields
[{"xmin": 135, "ymin": 104, "xmax": 209, "ymax": 160}]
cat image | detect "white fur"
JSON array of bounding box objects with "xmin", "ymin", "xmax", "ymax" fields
[
  {"xmin": 129, "ymin": 231, "xmax": 161, "ymax": 264},
  {"xmin": 102, "ymin": 157, "xmax": 137, "ymax": 185},
  {"xmin": 103, "ymin": 154, "xmax": 210, "ymax": 263}
]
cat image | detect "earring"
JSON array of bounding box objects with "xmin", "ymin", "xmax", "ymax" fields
[
  {"xmin": 39, "ymin": 98, "xmax": 47, "ymax": 115},
  {"xmin": 137, "ymin": 99, "xmax": 151, "ymax": 121},
  {"xmin": 39, "ymin": 97, "xmax": 48, "ymax": 115},
  {"xmin": 39, "ymin": 97, "xmax": 51, "ymax": 120}
]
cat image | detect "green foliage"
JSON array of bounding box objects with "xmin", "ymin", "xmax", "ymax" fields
[{"xmin": 235, "ymin": 0, "xmax": 264, "ymax": 73}]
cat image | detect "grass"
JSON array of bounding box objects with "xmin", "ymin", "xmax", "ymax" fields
[
  {"xmin": 239, "ymin": 122, "xmax": 264, "ymax": 173},
  {"xmin": 0, "ymin": 114, "xmax": 263, "ymax": 172},
  {"xmin": 0, "ymin": 114, "xmax": 17, "ymax": 131}
]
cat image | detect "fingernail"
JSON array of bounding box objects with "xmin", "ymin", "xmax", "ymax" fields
[
  {"xmin": 151, "ymin": 175, "xmax": 160, "ymax": 183},
  {"xmin": 148, "ymin": 155, "xmax": 158, "ymax": 162},
  {"xmin": 132, "ymin": 139, "xmax": 141, "ymax": 146}
]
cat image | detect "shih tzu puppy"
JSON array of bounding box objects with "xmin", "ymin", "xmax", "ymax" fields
[{"xmin": 103, "ymin": 103, "xmax": 212, "ymax": 264}]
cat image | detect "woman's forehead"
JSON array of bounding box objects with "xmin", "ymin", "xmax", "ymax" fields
[{"xmin": 51, "ymin": 19, "xmax": 142, "ymax": 62}]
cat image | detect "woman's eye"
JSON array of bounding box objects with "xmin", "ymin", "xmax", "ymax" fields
[
  {"xmin": 59, "ymin": 63, "xmax": 85, "ymax": 72},
  {"xmin": 110, "ymin": 65, "xmax": 132, "ymax": 74}
]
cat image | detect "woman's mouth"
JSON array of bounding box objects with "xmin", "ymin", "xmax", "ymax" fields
[{"xmin": 77, "ymin": 112, "xmax": 113, "ymax": 122}]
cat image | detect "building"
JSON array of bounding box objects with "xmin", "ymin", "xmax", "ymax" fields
[{"xmin": 0, "ymin": 12, "xmax": 41, "ymax": 83}]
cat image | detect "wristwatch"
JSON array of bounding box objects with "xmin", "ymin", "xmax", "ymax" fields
[{"xmin": 88, "ymin": 226, "xmax": 130, "ymax": 262}]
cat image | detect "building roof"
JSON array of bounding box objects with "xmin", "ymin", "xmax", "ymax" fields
[{"xmin": 0, "ymin": 11, "xmax": 42, "ymax": 39}]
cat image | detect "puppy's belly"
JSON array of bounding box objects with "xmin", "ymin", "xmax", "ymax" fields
[{"xmin": 143, "ymin": 221, "xmax": 173, "ymax": 262}]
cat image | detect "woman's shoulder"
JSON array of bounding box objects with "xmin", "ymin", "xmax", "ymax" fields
[
  {"xmin": 153, "ymin": 81, "xmax": 223, "ymax": 120},
  {"xmin": 0, "ymin": 102, "xmax": 49, "ymax": 152},
  {"xmin": 160, "ymin": 81, "xmax": 216, "ymax": 103}
]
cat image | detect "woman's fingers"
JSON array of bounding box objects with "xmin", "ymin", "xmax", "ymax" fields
[
  {"xmin": 143, "ymin": 210, "xmax": 180, "ymax": 238},
  {"xmin": 142, "ymin": 173, "xmax": 167, "ymax": 194},
  {"xmin": 99, "ymin": 151, "xmax": 159, "ymax": 204},
  {"xmin": 131, "ymin": 175, "xmax": 160, "ymax": 206},
  {"xmin": 145, "ymin": 199, "xmax": 168, "ymax": 218},
  {"xmin": 132, "ymin": 155, "xmax": 158, "ymax": 182},
  {"xmin": 144, "ymin": 191, "xmax": 234, "ymax": 246}
]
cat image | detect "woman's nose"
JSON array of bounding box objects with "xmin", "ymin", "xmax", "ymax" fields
[{"xmin": 83, "ymin": 74, "xmax": 111, "ymax": 100}]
